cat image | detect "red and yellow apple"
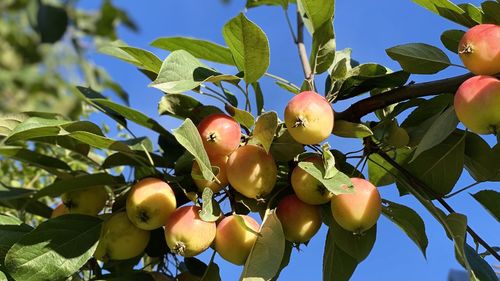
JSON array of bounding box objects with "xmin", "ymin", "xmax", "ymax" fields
[
  {"xmin": 291, "ymin": 156, "xmax": 333, "ymax": 205},
  {"xmin": 330, "ymin": 178, "xmax": 381, "ymax": 233},
  {"xmin": 276, "ymin": 194, "xmax": 322, "ymax": 243},
  {"xmin": 458, "ymin": 24, "xmax": 500, "ymax": 75},
  {"xmin": 164, "ymin": 205, "xmax": 216, "ymax": 257},
  {"xmin": 51, "ymin": 203, "xmax": 69, "ymax": 218},
  {"xmin": 191, "ymin": 155, "xmax": 228, "ymax": 193},
  {"xmin": 197, "ymin": 113, "xmax": 241, "ymax": 158},
  {"xmin": 226, "ymin": 145, "xmax": 277, "ymax": 199},
  {"xmin": 454, "ymin": 75, "xmax": 500, "ymax": 135},
  {"xmin": 94, "ymin": 212, "xmax": 150, "ymax": 261},
  {"xmin": 61, "ymin": 186, "xmax": 108, "ymax": 216},
  {"xmin": 126, "ymin": 177, "xmax": 177, "ymax": 230},
  {"xmin": 284, "ymin": 91, "xmax": 334, "ymax": 144},
  {"xmin": 215, "ymin": 214, "xmax": 260, "ymax": 265}
]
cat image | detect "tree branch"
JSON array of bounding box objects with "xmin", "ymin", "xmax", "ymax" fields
[
  {"xmin": 336, "ymin": 73, "xmax": 475, "ymax": 122},
  {"xmin": 296, "ymin": 11, "xmax": 313, "ymax": 83},
  {"xmin": 373, "ymin": 144, "xmax": 500, "ymax": 262}
]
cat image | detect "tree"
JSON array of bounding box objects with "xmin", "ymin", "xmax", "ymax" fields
[{"xmin": 1, "ymin": 0, "xmax": 499, "ymax": 281}]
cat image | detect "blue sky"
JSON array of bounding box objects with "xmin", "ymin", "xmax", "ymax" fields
[{"xmin": 78, "ymin": 1, "xmax": 498, "ymax": 280}]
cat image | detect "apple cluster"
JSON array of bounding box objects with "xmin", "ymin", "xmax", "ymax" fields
[
  {"xmin": 50, "ymin": 90, "xmax": 385, "ymax": 277},
  {"xmin": 455, "ymin": 24, "xmax": 500, "ymax": 135}
]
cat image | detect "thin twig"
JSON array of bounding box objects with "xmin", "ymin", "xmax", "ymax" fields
[
  {"xmin": 444, "ymin": 181, "xmax": 484, "ymax": 198},
  {"xmin": 296, "ymin": 11, "xmax": 313, "ymax": 83}
]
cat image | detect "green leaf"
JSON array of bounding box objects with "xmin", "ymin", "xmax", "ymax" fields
[
  {"xmin": 98, "ymin": 41, "xmax": 161, "ymax": 74},
  {"xmin": 251, "ymin": 82, "xmax": 264, "ymax": 115},
  {"xmin": 330, "ymin": 218, "xmax": 376, "ymax": 262},
  {"xmin": 368, "ymin": 147, "xmax": 413, "ymax": 187},
  {"xmin": 223, "ymin": 13, "xmax": 270, "ymax": 84},
  {"xmin": 92, "ymin": 99, "xmax": 170, "ymax": 136},
  {"xmin": 75, "ymin": 87, "xmax": 127, "ymax": 128},
  {"xmin": 323, "ymin": 229, "xmax": 358, "ymax": 281},
  {"xmin": 411, "ymin": 0, "xmax": 476, "ymax": 27},
  {"xmin": 248, "ymin": 111, "xmax": 278, "ymax": 153},
  {"xmin": 199, "ymin": 188, "xmax": 222, "ymax": 223},
  {"xmin": 297, "ymin": 0, "xmax": 335, "ymax": 33},
  {"xmin": 158, "ymin": 94, "xmax": 203, "ymax": 119},
  {"xmin": 94, "ymin": 273, "xmax": 155, "ymax": 281},
  {"xmin": 0, "ymin": 214, "xmax": 33, "ymax": 262},
  {"xmin": 0, "ymin": 146, "xmax": 71, "ymax": 172},
  {"xmin": 386, "ymin": 43, "xmax": 451, "ymax": 74},
  {"xmin": 5, "ymin": 215, "xmax": 102, "ymax": 281},
  {"xmin": 332, "ymin": 120, "xmax": 373, "ymax": 138},
  {"xmin": 225, "ymin": 104, "xmax": 255, "ymax": 129},
  {"xmin": 411, "ymin": 106, "xmax": 459, "ymax": 161},
  {"xmin": 241, "ymin": 211, "xmax": 285, "ymax": 281},
  {"xmin": 151, "ymin": 37, "xmax": 235, "ymax": 65},
  {"xmin": 151, "ymin": 50, "xmax": 240, "ymax": 94},
  {"xmin": 0, "ymin": 186, "xmax": 35, "ymax": 201},
  {"xmin": 322, "ymin": 144, "xmax": 336, "ymax": 179},
  {"xmin": 35, "ymin": 173, "xmax": 124, "ymax": 198},
  {"xmin": 36, "ymin": 3, "xmax": 68, "ymax": 43},
  {"xmin": 405, "ymin": 131, "xmax": 465, "ymax": 197},
  {"xmin": 172, "ymin": 119, "xmax": 215, "ymax": 182},
  {"xmin": 201, "ymin": 256, "xmax": 221, "ymax": 281},
  {"xmin": 0, "ymin": 114, "xmax": 27, "ymax": 138},
  {"xmin": 269, "ymin": 125, "xmax": 304, "ymax": 162},
  {"xmin": 481, "ymin": 1, "xmax": 500, "ymax": 24},
  {"xmin": 298, "ymin": 162, "xmax": 353, "ymax": 195},
  {"xmin": 270, "ymin": 241, "xmax": 293, "ymax": 281},
  {"xmin": 102, "ymin": 151, "xmax": 173, "ymax": 169},
  {"xmin": 464, "ymin": 244, "xmax": 498, "ymax": 281},
  {"xmin": 464, "ymin": 132, "xmax": 498, "ymax": 181},
  {"xmin": 471, "ymin": 190, "xmax": 500, "ymax": 222},
  {"xmin": 310, "ymin": 20, "xmax": 336, "ymax": 74},
  {"xmin": 382, "ymin": 199, "xmax": 428, "ymax": 257},
  {"xmin": 246, "ymin": 0, "xmax": 291, "ymax": 9},
  {"xmin": 458, "ymin": 4, "xmax": 485, "ymax": 24},
  {"xmin": 441, "ymin": 30, "xmax": 466, "ymax": 54}
]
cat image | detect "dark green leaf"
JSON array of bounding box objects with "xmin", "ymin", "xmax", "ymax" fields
[
  {"xmin": 269, "ymin": 126, "xmax": 304, "ymax": 162},
  {"xmin": 386, "ymin": 43, "xmax": 451, "ymax": 74},
  {"xmin": 330, "ymin": 218, "xmax": 376, "ymax": 262},
  {"xmin": 411, "ymin": 106, "xmax": 459, "ymax": 161},
  {"xmin": 471, "ymin": 190, "xmax": 500, "ymax": 222},
  {"xmin": 246, "ymin": 0, "xmax": 291, "ymax": 9},
  {"xmin": 35, "ymin": 173, "xmax": 124, "ymax": 198},
  {"xmin": 481, "ymin": 1, "xmax": 500, "ymax": 24},
  {"xmin": 223, "ymin": 13, "xmax": 270, "ymax": 84},
  {"xmin": 323, "ymin": 229, "xmax": 358, "ymax": 281},
  {"xmin": 458, "ymin": 4, "xmax": 485, "ymax": 24},
  {"xmin": 368, "ymin": 148, "xmax": 413, "ymax": 187},
  {"xmin": 464, "ymin": 244, "xmax": 498, "ymax": 281},
  {"xmin": 102, "ymin": 151, "xmax": 173, "ymax": 169},
  {"xmin": 382, "ymin": 199, "xmax": 428, "ymax": 257},
  {"xmin": 36, "ymin": 3, "xmax": 68, "ymax": 43},
  {"xmin": 0, "ymin": 214, "xmax": 33, "ymax": 262},
  {"xmin": 405, "ymin": 131, "xmax": 465, "ymax": 197},
  {"xmin": 251, "ymin": 82, "xmax": 264, "ymax": 115},
  {"xmin": 0, "ymin": 146, "xmax": 71, "ymax": 172},
  {"xmin": 151, "ymin": 37, "xmax": 234, "ymax": 65},
  {"xmin": 441, "ymin": 30, "xmax": 466, "ymax": 53},
  {"xmin": 5, "ymin": 215, "xmax": 102, "ymax": 281},
  {"xmin": 464, "ymin": 132, "xmax": 498, "ymax": 181}
]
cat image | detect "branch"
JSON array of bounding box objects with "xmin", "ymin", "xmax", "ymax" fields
[
  {"xmin": 373, "ymin": 144, "xmax": 500, "ymax": 262},
  {"xmin": 336, "ymin": 73, "xmax": 475, "ymax": 122},
  {"xmin": 296, "ymin": 11, "xmax": 313, "ymax": 83}
]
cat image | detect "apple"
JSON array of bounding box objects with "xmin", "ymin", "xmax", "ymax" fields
[
  {"xmin": 150, "ymin": 272, "xmax": 175, "ymax": 281},
  {"xmin": 164, "ymin": 205, "xmax": 216, "ymax": 257},
  {"xmin": 94, "ymin": 212, "xmax": 150, "ymax": 261},
  {"xmin": 291, "ymin": 155, "xmax": 333, "ymax": 205},
  {"xmin": 454, "ymin": 75, "xmax": 500, "ymax": 135},
  {"xmin": 276, "ymin": 194, "xmax": 322, "ymax": 243},
  {"xmin": 330, "ymin": 178, "xmax": 381, "ymax": 233},
  {"xmin": 198, "ymin": 113, "xmax": 241, "ymax": 158},
  {"xmin": 192, "ymin": 155, "xmax": 229, "ymax": 193},
  {"xmin": 215, "ymin": 214, "xmax": 260, "ymax": 265},
  {"xmin": 175, "ymin": 272, "xmax": 200, "ymax": 281},
  {"xmin": 61, "ymin": 186, "xmax": 108, "ymax": 216},
  {"xmin": 226, "ymin": 144, "xmax": 277, "ymax": 199},
  {"xmin": 126, "ymin": 177, "xmax": 177, "ymax": 230},
  {"xmin": 458, "ymin": 24, "xmax": 500, "ymax": 75},
  {"xmin": 284, "ymin": 91, "xmax": 334, "ymax": 144},
  {"xmin": 51, "ymin": 203, "xmax": 69, "ymax": 218}
]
